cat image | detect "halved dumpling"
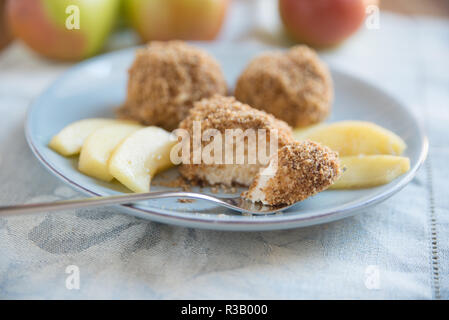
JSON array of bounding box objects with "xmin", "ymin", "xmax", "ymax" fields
[
  {"xmin": 244, "ymin": 140, "xmax": 341, "ymax": 206},
  {"xmin": 108, "ymin": 127, "xmax": 177, "ymax": 193},
  {"xmin": 49, "ymin": 118, "xmax": 137, "ymax": 156},
  {"xmin": 294, "ymin": 121, "xmax": 406, "ymax": 156},
  {"xmin": 78, "ymin": 123, "xmax": 143, "ymax": 181},
  {"xmin": 330, "ymin": 155, "xmax": 410, "ymax": 189}
]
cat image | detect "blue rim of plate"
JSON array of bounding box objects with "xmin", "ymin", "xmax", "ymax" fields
[{"xmin": 24, "ymin": 48, "xmax": 429, "ymax": 231}]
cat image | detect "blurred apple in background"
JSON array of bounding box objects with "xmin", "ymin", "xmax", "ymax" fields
[
  {"xmin": 0, "ymin": 0, "xmax": 12, "ymax": 50},
  {"xmin": 125, "ymin": 0, "xmax": 229, "ymax": 41},
  {"xmin": 279, "ymin": 0, "xmax": 379, "ymax": 48},
  {"xmin": 7, "ymin": 0, "xmax": 119, "ymax": 61}
]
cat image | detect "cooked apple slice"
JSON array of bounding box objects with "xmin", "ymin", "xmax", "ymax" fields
[
  {"xmin": 108, "ymin": 127, "xmax": 176, "ymax": 193},
  {"xmin": 49, "ymin": 118, "xmax": 136, "ymax": 156},
  {"xmin": 294, "ymin": 121, "xmax": 407, "ymax": 156},
  {"xmin": 330, "ymin": 155, "xmax": 410, "ymax": 189},
  {"xmin": 78, "ymin": 123, "xmax": 143, "ymax": 181}
]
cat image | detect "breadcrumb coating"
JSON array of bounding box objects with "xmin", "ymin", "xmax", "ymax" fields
[
  {"xmin": 235, "ymin": 45, "xmax": 333, "ymax": 127},
  {"xmin": 118, "ymin": 41, "xmax": 227, "ymax": 131},
  {"xmin": 178, "ymin": 95, "xmax": 294, "ymax": 186},
  {"xmin": 244, "ymin": 140, "xmax": 341, "ymax": 205}
]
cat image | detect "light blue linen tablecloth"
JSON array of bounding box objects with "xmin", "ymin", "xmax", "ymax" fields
[{"xmin": 0, "ymin": 3, "xmax": 448, "ymax": 299}]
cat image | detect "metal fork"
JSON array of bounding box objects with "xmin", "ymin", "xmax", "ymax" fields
[{"xmin": 0, "ymin": 190, "xmax": 296, "ymax": 216}]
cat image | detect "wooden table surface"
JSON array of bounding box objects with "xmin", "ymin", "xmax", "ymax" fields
[{"xmin": 381, "ymin": 0, "xmax": 449, "ymax": 18}]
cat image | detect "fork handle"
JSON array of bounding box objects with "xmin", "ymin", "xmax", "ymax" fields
[{"xmin": 0, "ymin": 191, "xmax": 216, "ymax": 216}]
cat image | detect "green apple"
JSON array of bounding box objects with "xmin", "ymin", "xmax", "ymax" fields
[
  {"xmin": 124, "ymin": 0, "xmax": 229, "ymax": 41},
  {"xmin": 7, "ymin": 0, "xmax": 119, "ymax": 60}
]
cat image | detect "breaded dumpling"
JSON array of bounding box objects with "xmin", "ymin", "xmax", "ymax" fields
[
  {"xmin": 235, "ymin": 45, "xmax": 333, "ymax": 128},
  {"xmin": 244, "ymin": 140, "xmax": 341, "ymax": 205},
  {"xmin": 178, "ymin": 95, "xmax": 294, "ymax": 186},
  {"xmin": 119, "ymin": 41, "xmax": 227, "ymax": 131}
]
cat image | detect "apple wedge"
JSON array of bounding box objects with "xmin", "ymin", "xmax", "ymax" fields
[
  {"xmin": 49, "ymin": 118, "xmax": 136, "ymax": 156},
  {"xmin": 78, "ymin": 123, "xmax": 144, "ymax": 181},
  {"xmin": 330, "ymin": 155, "xmax": 410, "ymax": 189},
  {"xmin": 108, "ymin": 127, "xmax": 177, "ymax": 193},
  {"xmin": 294, "ymin": 121, "xmax": 407, "ymax": 156}
]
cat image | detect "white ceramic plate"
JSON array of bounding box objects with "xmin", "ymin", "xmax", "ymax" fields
[{"xmin": 25, "ymin": 43, "xmax": 428, "ymax": 231}]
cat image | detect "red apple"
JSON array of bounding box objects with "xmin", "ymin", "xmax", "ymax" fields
[
  {"xmin": 0, "ymin": 0, "xmax": 13, "ymax": 50},
  {"xmin": 125, "ymin": 0, "xmax": 229, "ymax": 41},
  {"xmin": 7, "ymin": 0, "xmax": 119, "ymax": 61},
  {"xmin": 279, "ymin": 0, "xmax": 374, "ymax": 47}
]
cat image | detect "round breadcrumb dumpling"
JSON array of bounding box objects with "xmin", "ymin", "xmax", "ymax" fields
[
  {"xmin": 235, "ymin": 45, "xmax": 333, "ymax": 128},
  {"xmin": 118, "ymin": 41, "xmax": 227, "ymax": 131},
  {"xmin": 244, "ymin": 140, "xmax": 341, "ymax": 206},
  {"xmin": 178, "ymin": 95, "xmax": 294, "ymax": 187}
]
